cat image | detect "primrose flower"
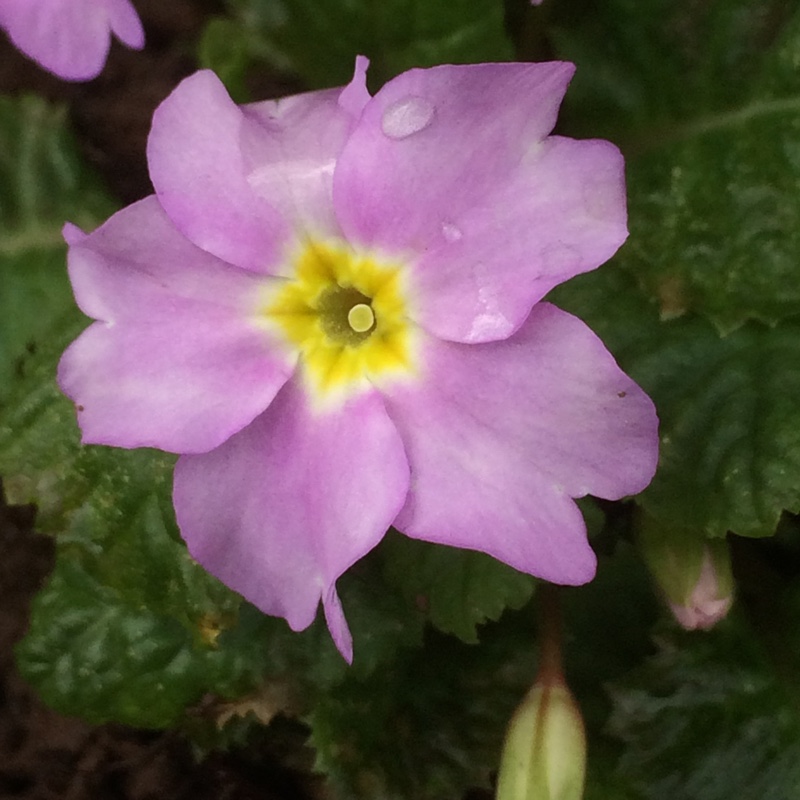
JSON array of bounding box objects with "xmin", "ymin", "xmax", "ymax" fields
[
  {"xmin": 0, "ymin": 0, "xmax": 144, "ymax": 81},
  {"xmin": 59, "ymin": 58, "xmax": 658, "ymax": 661}
]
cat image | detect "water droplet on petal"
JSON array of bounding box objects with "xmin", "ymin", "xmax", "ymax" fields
[
  {"xmin": 441, "ymin": 222, "xmax": 463, "ymax": 243},
  {"xmin": 381, "ymin": 96, "xmax": 435, "ymax": 139}
]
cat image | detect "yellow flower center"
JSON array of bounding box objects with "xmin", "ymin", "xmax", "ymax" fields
[{"xmin": 264, "ymin": 240, "xmax": 415, "ymax": 405}]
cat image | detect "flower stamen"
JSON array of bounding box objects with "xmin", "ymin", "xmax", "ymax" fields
[{"xmin": 348, "ymin": 303, "xmax": 375, "ymax": 333}]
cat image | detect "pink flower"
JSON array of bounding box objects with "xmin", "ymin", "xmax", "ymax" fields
[
  {"xmin": 58, "ymin": 59, "xmax": 658, "ymax": 661},
  {"xmin": 0, "ymin": 0, "xmax": 144, "ymax": 81}
]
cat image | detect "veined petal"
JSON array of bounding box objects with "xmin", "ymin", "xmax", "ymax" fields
[
  {"xmin": 379, "ymin": 304, "xmax": 658, "ymax": 585},
  {"xmin": 410, "ymin": 137, "xmax": 628, "ymax": 343},
  {"xmin": 64, "ymin": 196, "xmax": 274, "ymax": 322},
  {"xmin": 59, "ymin": 196, "xmax": 295, "ymax": 454},
  {"xmin": 173, "ymin": 380, "xmax": 410, "ymax": 662},
  {"xmin": 148, "ymin": 63, "xmax": 369, "ymax": 274},
  {"xmin": 147, "ymin": 70, "xmax": 289, "ymax": 274},
  {"xmin": 333, "ymin": 61, "xmax": 574, "ymax": 254},
  {"xmin": 0, "ymin": 0, "xmax": 123, "ymax": 81},
  {"xmin": 241, "ymin": 60, "xmax": 370, "ymax": 243}
]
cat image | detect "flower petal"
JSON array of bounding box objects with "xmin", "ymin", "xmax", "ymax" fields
[
  {"xmin": 173, "ymin": 380, "xmax": 410, "ymax": 662},
  {"xmin": 64, "ymin": 196, "xmax": 273, "ymax": 321},
  {"xmin": 333, "ymin": 61, "xmax": 574, "ymax": 254},
  {"xmin": 378, "ymin": 304, "xmax": 659, "ymax": 585},
  {"xmin": 148, "ymin": 64, "xmax": 369, "ymax": 274},
  {"xmin": 241, "ymin": 63, "xmax": 370, "ymax": 243},
  {"xmin": 106, "ymin": 0, "xmax": 145, "ymax": 49},
  {"xmin": 58, "ymin": 196, "xmax": 295, "ymax": 453},
  {"xmin": 0, "ymin": 0, "xmax": 115, "ymax": 81},
  {"xmin": 409, "ymin": 137, "xmax": 628, "ymax": 343},
  {"xmin": 147, "ymin": 70, "xmax": 289, "ymax": 274}
]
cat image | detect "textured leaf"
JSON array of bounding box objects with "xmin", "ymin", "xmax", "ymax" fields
[
  {"xmin": 552, "ymin": 0, "xmax": 793, "ymax": 135},
  {"xmin": 608, "ymin": 616, "xmax": 800, "ymax": 800},
  {"xmin": 553, "ymin": 2, "xmax": 800, "ymax": 332},
  {"xmin": 308, "ymin": 615, "xmax": 538, "ymax": 800},
  {"xmin": 16, "ymin": 557, "xmax": 234, "ymax": 728},
  {"xmin": 0, "ymin": 95, "xmax": 115, "ymax": 401},
  {"xmin": 620, "ymin": 101, "xmax": 800, "ymax": 332},
  {"xmin": 204, "ymin": 0, "xmax": 513, "ymax": 92},
  {"xmin": 632, "ymin": 317, "xmax": 800, "ymax": 538},
  {"xmin": 381, "ymin": 531, "xmax": 535, "ymax": 643}
]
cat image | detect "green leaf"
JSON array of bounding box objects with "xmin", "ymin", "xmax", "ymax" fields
[
  {"xmin": 197, "ymin": 17, "xmax": 253, "ymax": 103},
  {"xmin": 633, "ymin": 317, "xmax": 800, "ymax": 538},
  {"xmin": 552, "ymin": 0, "xmax": 793, "ymax": 136},
  {"xmin": 619, "ymin": 102, "xmax": 800, "ymax": 332},
  {"xmin": 381, "ymin": 531, "xmax": 535, "ymax": 643},
  {"xmin": 607, "ymin": 615, "xmax": 800, "ymax": 800},
  {"xmin": 308, "ymin": 614, "xmax": 538, "ymax": 800},
  {"xmin": 206, "ymin": 0, "xmax": 513, "ymax": 93},
  {"xmin": 554, "ymin": 3, "xmax": 800, "ymax": 332},
  {"xmin": 0, "ymin": 95, "xmax": 115, "ymax": 402},
  {"xmin": 16, "ymin": 556, "xmax": 234, "ymax": 728}
]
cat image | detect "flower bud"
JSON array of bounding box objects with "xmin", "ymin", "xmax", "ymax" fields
[
  {"xmin": 667, "ymin": 543, "xmax": 733, "ymax": 630},
  {"xmin": 638, "ymin": 514, "xmax": 733, "ymax": 631},
  {"xmin": 496, "ymin": 678, "xmax": 586, "ymax": 800}
]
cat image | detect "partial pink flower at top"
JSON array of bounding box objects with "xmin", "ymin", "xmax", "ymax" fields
[
  {"xmin": 0, "ymin": 0, "xmax": 144, "ymax": 81},
  {"xmin": 58, "ymin": 58, "xmax": 659, "ymax": 662}
]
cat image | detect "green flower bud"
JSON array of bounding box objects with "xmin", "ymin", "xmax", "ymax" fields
[
  {"xmin": 638, "ymin": 513, "xmax": 733, "ymax": 630},
  {"xmin": 496, "ymin": 678, "xmax": 586, "ymax": 800}
]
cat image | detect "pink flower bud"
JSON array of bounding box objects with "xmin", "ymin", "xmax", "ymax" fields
[
  {"xmin": 638, "ymin": 513, "xmax": 733, "ymax": 631},
  {"xmin": 667, "ymin": 546, "xmax": 733, "ymax": 631}
]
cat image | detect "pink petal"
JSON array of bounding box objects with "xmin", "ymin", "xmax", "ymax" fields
[
  {"xmin": 63, "ymin": 197, "xmax": 270, "ymax": 321},
  {"xmin": 378, "ymin": 303, "xmax": 658, "ymax": 585},
  {"xmin": 173, "ymin": 381, "xmax": 410, "ymax": 662},
  {"xmin": 148, "ymin": 64, "xmax": 368, "ymax": 274},
  {"xmin": 410, "ymin": 137, "xmax": 628, "ymax": 343},
  {"xmin": 333, "ymin": 61, "xmax": 574, "ymax": 255},
  {"xmin": 0, "ymin": 0, "xmax": 142, "ymax": 81},
  {"xmin": 147, "ymin": 70, "xmax": 289, "ymax": 274},
  {"xmin": 58, "ymin": 197, "xmax": 295, "ymax": 454},
  {"xmin": 241, "ymin": 66, "xmax": 369, "ymax": 244},
  {"xmin": 106, "ymin": 0, "xmax": 144, "ymax": 49}
]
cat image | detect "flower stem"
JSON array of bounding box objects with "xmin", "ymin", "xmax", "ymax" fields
[{"xmin": 536, "ymin": 582, "xmax": 564, "ymax": 686}]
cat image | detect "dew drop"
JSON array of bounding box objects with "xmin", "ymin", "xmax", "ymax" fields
[
  {"xmin": 441, "ymin": 222, "xmax": 463, "ymax": 243},
  {"xmin": 381, "ymin": 96, "xmax": 435, "ymax": 139}
]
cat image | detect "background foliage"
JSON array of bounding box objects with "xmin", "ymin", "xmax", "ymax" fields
[{"xmin": 3, "ymin": 0, "xmax": 800, "ymax": 797}]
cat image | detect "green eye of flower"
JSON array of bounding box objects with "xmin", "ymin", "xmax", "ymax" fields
[{"xmin": 316, "ymin": 286, "xmax": 375, "ymax": 344}]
